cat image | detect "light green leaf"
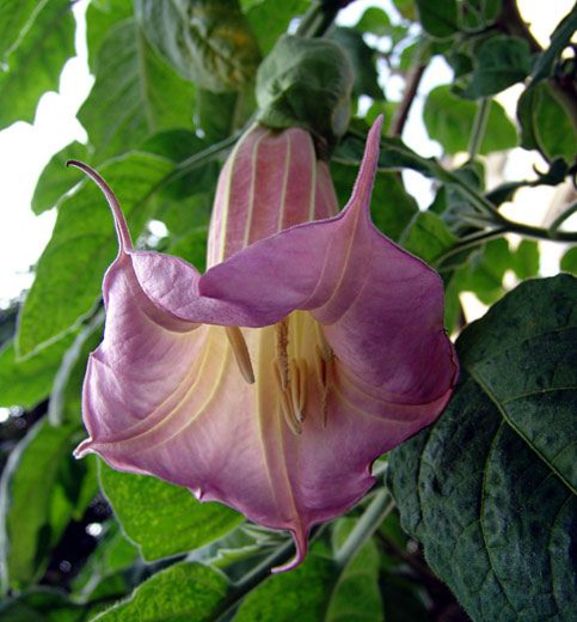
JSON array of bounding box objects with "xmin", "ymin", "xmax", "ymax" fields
[
  {"xmin": 0, "ymin": 0, "xmax": 43, "ymax": 59},
  {"xmin": 17, "ymin": 152, "xmax": 173, "ymax": 357},
  {"xmin": 0, "ymin": 0, "xmax": 75, "ymax": 129},
  {"xmin": 399, "ymin": 211, "xmax": 457, "ymax": 263},
  {"xmin": 32, "ymin": 142, "xmax": 88, "ymax": 215},
  {"xmin": 0, "ymin": 332, "xmax": 75, "ymax": 409},
  {"xmin": 424, "ymin": 85, "xmax": 517, "ymax": 154},
  {"xmin": 78, "ymin": 19, "xmax": 195, "ymax": 161},
  {"xmin": 85, "ymin": 0, "xmax": 133, "ymax": 71},
  {"xmin": 354, "ymin": 7, "xmax": 392, "ymax": 37},
  {"xmin": 0, "ymin": 420, "xmax": 96, "ymax": 591},
  {"xmin": 246, "ymin": 0, "xmax": 308, "ymax": 55},
  {"xmin": 389, "ymin": 275, "xmax": 577, "ymax": 621},
  {"xmin": 415, "ymin": 0, "xmax": 458, "ymax": 38},
  {"xmin": 91, "ymin": 562, "xmax": 229, "ymax": 622},
  {"xmin": 98, "ymin": 463, "xmax": 244, "ymax": 562},
  {"xmin": 461, "ymin": 35, "xmax": 532, "ymax": 98},
  {"xmin": 135, "ymin": 0, "xmax": 261, "ymax": 92}
]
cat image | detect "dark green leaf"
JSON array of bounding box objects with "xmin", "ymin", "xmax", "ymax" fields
[
  {"xmin": 78, "ymin": 19, "xmax": 195, "ymax": 161},
  {"xmin": 331, "ymin": 163, "xmax": 417, "ymax": 241},
  {"xmin": 91, "ymin": 562, "xmax": 229, "ymax": 622},
  {"xmin": 0, "ymin": 588, "xmax": 88, "ymax": 622},
  {"xmin": 415, "ymin": 0, "xmax": 458, "ymax": 38},
  {"xmin": 531, "ymin": 5, "xmax": 577, "ymax": 83},
  {"xmin": 399, "ymin": 211, "xmax": 457, "ymax": 263},
  {"xmin": 458, "ymin": 0, "xmax": 502, "ymax": 30},
  {"xmin": 17, "ymin": 153, "xmax": 173, "ymax": 357},
  {"xmin": 461, "ymin": 35, "xmax": 532, "ymax": 98},
  {"xmin": 32, "ymin": 143, "xmax": 89, "ymax": 215},
  {"xmin": 0, "ymin": 0, "xmax": 74, "ymax": 129},
  {"xmin": 462, "ymin": 238, "xmax": 513, "ymax": 304},
  {"xmin": 329, "ymin": 28, "xmax": 383, "ymax": 99},
  {"xmin": 0, "ymin": 420, "xmax": 96, "ymax": 590},
  {"xmin": 85, "ymin": 0, "xmax": 133, "ymax": 72},
  {"xmin": 517, "ymin": 83, "xmax": 577, "ymax": 162},
  {"xmin": 98, "ymin": 462, "xmax": 243, "ymax": 561},
  {"xmin": 168, "ymin": 226, "xmax": 209, "ymax": 272},
  {"xmin": 423, "ymin": 85, "xmax": 517, "ymax": 154},
  {"xmin": 0, "ymin": 332, "xmax": 74, "ymax": 410},
  {"xmin": 246, "ymin": 0, "xmax": 308, "ymax": 55},
  {"xmin": 511, "ymin": 239, "xmax": 539, "ymax": 279},
  {"xmin": 389, "ymin": 275, "xmax": 577, "ymax": 621},
  {"xmin": 135, "ymin": 0, "xmax": 261, "ymax": 92}
]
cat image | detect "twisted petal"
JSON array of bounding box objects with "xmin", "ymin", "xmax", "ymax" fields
[{"xmin": 73, "ymin": 117, "xmax": 458, "ymax": 571}]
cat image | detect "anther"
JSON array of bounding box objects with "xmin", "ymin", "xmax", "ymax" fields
[
  {"xmin": 275, "ymin": 320, "xmax": 289, "ymax": 390},
  {"xmin": 225, "ymin": 326, "xmax": 255, "ymax": 384}
]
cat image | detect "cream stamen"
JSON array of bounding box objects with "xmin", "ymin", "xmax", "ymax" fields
[{"xmin": 225, "ymin": 326, "xmax": 255, "ymax": 384}]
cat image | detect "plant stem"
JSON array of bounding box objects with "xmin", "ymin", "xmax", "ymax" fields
[
  {"xmin": 334, "ymin": 489, "xmax": 394, "ymax": 567},
  {"xmin": 435, "ymin": 227, "xmax": 509, "ymax": 265},
  {"xmin": 548, "ymin": 201, "xmax": 577, "ymax": 234},
  {"xmin": 389, "ymin": 60, "xmax": 428, "ymax": 138},
  {"xmin": 467, "ymin": 98, "xmax": 491, "ymax": 159}
]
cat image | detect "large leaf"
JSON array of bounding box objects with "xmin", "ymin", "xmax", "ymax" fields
[
  {"xmin": 424, "ymin": 85, "xmax": 516, "ymax": 154},
  {"xmin": 0, "ymin": 420, "xmax": 96, "ymax": 591},
  {"xmin": 91, "ymin": 562, "xmax": 229, "ymax": 622},
  {"xmin": 17, "ymin": 152, "xmax": 173, "ymax": 357},
  {"xmin": 389, "ymin": 275, "xmax": 577, "ymax": 621},
  {"xmin": 0, "ymin": 0, "xmax": 43, "ymax": 59},
  {"xmin": 78, "ymin": 19, "xmax": 195, "ymax": 161},
  {"xmin": 399, "ymin": 211, "xmax": 457, "ymax": 263},
  {"xmin": 0, "ymin": 0, "xmax": 75, "ymax": 129},
  {"xmin": 135, "ymin": 0, "xmax": 260, "ymax": 92},
  {"xmin": 0, "ymin": 332, "xmax": 75, "ymax": 410},
  {"xmin": 85, "ymin": 0, "xmax": 133, "ymax": 72},
  {"xmin": 98, "ymin": 463, "xmax": 244, "ymax": 562},
  {"xmin": 245, "ymin": 0, "xmax": 308, "ymax": 55}
]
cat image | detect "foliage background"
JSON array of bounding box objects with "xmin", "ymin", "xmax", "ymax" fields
[{"xmin": 1, "ymin": 0, "xmax": 577, "ymax": 620}]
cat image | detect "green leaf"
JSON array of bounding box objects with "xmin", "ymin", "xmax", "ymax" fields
[
  {"xmin": 246, "ymin": 0, "xmax": 309, "ymax": 55},
  {"xmin": 234, "ymin": 535, "xmax": 383, "ymax": 621},
  {"xmin": 0, "ymin": 588, "xmax": 88, "ymax": 622},
  {"xmin": 85, "ymin": 0, "xmax": 133, "ymax": 72},
  {"xmin": 461, "ymin": 35, "xmax": 532, "ymax": 99},
  {"xmin": 329, "ymin": 28, "xmax": 383, "ymax": 99},
  {"xmin": 561, "ymin": 247, "xmax": 577, "ymax": 275},
  {"xmin": 354, "ymin": 7, "xmax": 392, "ymax": 36},
  {"xmin": 511, "ymin": 239, "xmax": 539, "ymax": 279},
  {"xmin": 0, "ymin": 0, "xmax": 75, "ymax": 129},
  {"xmin": 32, "ymin": 142, "xmax": 88, "ymax": 215},
  {"xmin": 78, "ymin": 19, "xmax": 196, "ymax": 161},
  {"xmin": 331, "ymin": 163, "xmax": 417, "ymax": 242},
  {"xmin": 531, "ymin": 5, "xmax": 577, "ymax": 84},
  {"xmin": 423, "ymin": 85, "xmax": 517, "ymax": 154},
  {"xmin": 168, "ymin": 226, "xmax": 209, "ymax": 272},
  {"xmin": 517, "ymin": 83, "xmax": 577, "ymax": 162},
  {"xmin": 389, "ymin": 275, "xmax": 577, "ymax": 621},
  {"xmin": 462, "ymin": 238, "xmax": 513, "ymax": 305},
  {"xmin": 458, "ymin": 0, "xmax": 502, "ymax": 29},
  {"xmin": 98, "ymin": 463, "xmax": 244, "ymax": 561},
  {"xmin": 415, "ymin": 0, "xmax": 458, "ymax": 38},
  {"xmin": 0, "ymin": 420, "xmax": 96, "ymax": 591},
  {"xmin": 0, "ymin": 332, "xmax": 75, "ymax": 409},
  {"xmin": 91, "ymin": 562, "xmax": 229, "ymax": 621},
  {"xmin": 17, "ymin": 152, "xmax": 173, "ymax": 357},
  {"xmin": 135, "ymin": 0, "xmax": 261, "ymax": 92},
  {"xmin": 399, "ymin": 211, "xmax": 457, "ymax": 263},
  {"xmin": 0, "ymin": 0, "xmax": 42, "ymax": 59}
]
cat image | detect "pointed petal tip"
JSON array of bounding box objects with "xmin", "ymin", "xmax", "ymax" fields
[
  {"xmin": 271, "ymin": 526, "xmax": 309, "ymax": 574},
  {"xmin": 73, "ymin": 437, "xmax": 95, "ymax": 459}
]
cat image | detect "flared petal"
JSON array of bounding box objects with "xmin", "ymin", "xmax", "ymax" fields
[{"xmin": 72, "ymin": 117, "xmax": 457, "ymax": 572}]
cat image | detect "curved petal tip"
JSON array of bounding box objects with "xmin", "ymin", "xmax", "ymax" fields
[
  {"xmin": 271, "ymin": 526, "xmax": 309, "ymax": 574},
  {"xmin": 73, "ymin": 438, "xmax": 95, "ymax": 459}
]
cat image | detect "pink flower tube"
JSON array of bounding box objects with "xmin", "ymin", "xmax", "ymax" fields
[{"xmin": 71, "ymin": 117, "xmax": 458, "ymax": 571}]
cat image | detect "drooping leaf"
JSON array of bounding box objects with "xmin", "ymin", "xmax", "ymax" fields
[
  {"xmin": 90, "ymin": 562, "xmax": 229, "ymax": 622},
  {"xmin": 0, "ymin": 420, "xmax": 96, "ymax": 591},
  {"xmin": 98, "ymin": 463, "xmax": 244, "ymax": 562},
  {"xmin": 415, "ymin": 0, "xmax": 458, "ymax": 38},
  {"xmin": 17, "ymin": 153, "xmax": 173, "ymax": 357},
  {"xmin": 32, "ymin": 142, "xmax": 89, "ymax": 215},
  {"xmin": 0, "ymin": 332, "xmax": 75, "ymax": 410},
  {"xmin": 423, "ymin": 85, "xmax": 517, "ymax": 154},
  {"xmin": 135, "ymin": 0, "xmax": 261, "ymax": 92},
  {"xmin": 517, "ymin": 82, "xmax": 577, "ymax": 162},
  {"xmin": 461, "ymin": 35, "xmax": 532, "ymax": 99},
  {"xmin": 331, "ymin": 162, "xmax": 417, "ymax": 241},
  {"xmin": 0, "ymin": 0, "xmax": 75, "ymax": 129},
  {"xmin": 389, "ymin": 275, "xmax": 577, "ymax": 621},
  {"xmin": 78, "ymin": 19, "xmax": 195, "ymax": 161}
]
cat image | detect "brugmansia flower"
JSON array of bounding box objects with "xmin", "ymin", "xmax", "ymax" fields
[{"xmin": 71, "ymin": 117, "xmax": 458, "ymax": 571}]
